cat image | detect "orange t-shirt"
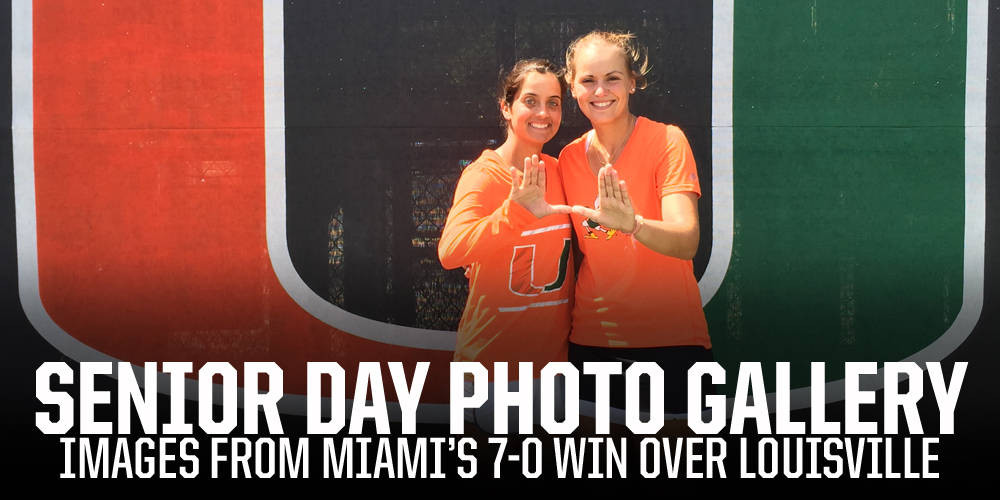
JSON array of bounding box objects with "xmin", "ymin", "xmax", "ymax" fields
[
  {"xmin": 558, "ymin": 117, "xmax": 711, "ymax": 349},
  {"xmin": 439, "ymin": 150, "xmax": 574, "ymax": 375}
]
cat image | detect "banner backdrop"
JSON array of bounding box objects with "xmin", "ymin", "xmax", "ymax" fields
[{"xmin": 2, "ymin": 0, "xmax": 997, "ymax": 486}]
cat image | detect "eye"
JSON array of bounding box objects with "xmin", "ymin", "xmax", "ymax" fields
[
  {"xmin": 548, "ymin": 99, "xmax": 560, "ymax": 109},
  {"xmin": 580, "ymin": 77, "xmax": 594, "ymax": 84},
  {"xmin": 608, "ymin": 76, "xmax": 621, "ymax": 81},
  {"xmin": 524, "ymin": 97, "xmax": 537, "ymax": 106}
]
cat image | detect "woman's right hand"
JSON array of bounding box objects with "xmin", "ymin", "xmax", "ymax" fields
[
  {"xmin": 570, "ymin": 165, "xmax": 637, "ymax": 232},
  {"xmin": 510, "ymin": 155, "xmax": 571, "ymax": 218}
]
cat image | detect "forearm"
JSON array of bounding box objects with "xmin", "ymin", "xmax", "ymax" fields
[
  {"xmin": 629, "ymin": 191, "xmax": 700, "ymax": 260},
  {"xmin": 630, "ymin": 216, "xmax": 699, "ymax": 260},
  {"xmin": 438, "ymin": 198, "xmax": 535, "ymax": 269}
]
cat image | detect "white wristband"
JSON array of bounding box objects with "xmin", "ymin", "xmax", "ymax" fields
[{"xmin": 624, "ymin": 214, "xmax": 644, "ymax": 236}]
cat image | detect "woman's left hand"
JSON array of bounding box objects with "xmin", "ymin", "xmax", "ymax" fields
[{"xmin": 571, "ymin": 165, "xmax": 637, "ymax": 232}]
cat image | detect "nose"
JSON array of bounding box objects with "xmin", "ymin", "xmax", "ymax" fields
[{"xmin": 594, "ymin": 84, "xmax": 606, "ymax": 97}]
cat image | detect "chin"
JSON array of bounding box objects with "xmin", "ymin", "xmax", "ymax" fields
[
  {"xmin": 584, "ymin": 112, "xmax": 622, "ymax": 127},
  {"xmin": 521, "ymin": 131, "xmax": 555, "ymax": 145}
]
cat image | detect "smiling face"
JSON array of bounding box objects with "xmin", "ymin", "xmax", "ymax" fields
[
  {"xmin": 501, "ymin": 71, "xmax": 563, "ymax": 147},
  {"xmin": 569, "ymin": 40, "xmax": 636, "ymax": 127}
]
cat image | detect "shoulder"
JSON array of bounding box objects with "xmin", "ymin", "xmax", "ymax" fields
[
  {"xmin": 557, "ymin": 131, "xmax": 590, "ymax": 162},
  {"xmin": 460, "ymin": 150, "xmax": 509, "ymax": 183},
  {"xmin": 635, "ymin": 117, "xmax": 691, "ymax": 152},
  {"xmin": 635, "ymin": 116, "xmax": 683, "ymax": 140},
  {"xmin": 635, "ymin": 116, "xmax": 685, "ymax": 135},
  {"xmin": 540, "ymin": 152, "xmax": 559, "ymax": 169},
  {"xmin": 468, "ymin": 149, "xmax": 505, "ymax": 171},
  {"xmin": 664, "ymin": 123, "xmax": 690, "ymax": 145},
  {"xmin": 451, "ymin": 150, "xmax": 513, "ymax": 203}
]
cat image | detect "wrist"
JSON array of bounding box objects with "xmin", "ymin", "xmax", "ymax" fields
[
  {"xmin": 506, "ymin": 197, "xmax": 538, "ymax": 225},
  {"xmin": 622, "ymin": 214, "xmax": 644, "ymax": 236}
]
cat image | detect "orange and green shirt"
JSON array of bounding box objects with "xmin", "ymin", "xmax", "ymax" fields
[
  {"xmin": 558, "ymin": 117, "xmax": 711, "ymax": 349},
  {"xmin": 439, "ymin": 150, "xmax": 574, "ymax": 374}
]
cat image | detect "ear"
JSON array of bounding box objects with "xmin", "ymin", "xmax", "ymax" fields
[{"xmin": 500, "ymin": 100, "xmax": 512, "ymax": 121}]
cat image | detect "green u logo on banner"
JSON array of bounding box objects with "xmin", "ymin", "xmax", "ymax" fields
[{"xmin": 704, "ymin": 0, "xmax": 986, "ymax": 395}]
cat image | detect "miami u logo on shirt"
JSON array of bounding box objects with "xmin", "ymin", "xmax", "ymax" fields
[{"xmin": 508, "ymin": 238, "xmax": 571, "ymax": 296}]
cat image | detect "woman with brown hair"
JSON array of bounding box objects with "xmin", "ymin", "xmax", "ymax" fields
[{"xmin": 439, "ymin": 59, "xmax": 573, "ymax": 431}]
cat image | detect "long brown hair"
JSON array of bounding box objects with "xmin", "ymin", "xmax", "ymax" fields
[{"xmin": 497, "ymin": 58, "xmax": 567, "ymax": 126}]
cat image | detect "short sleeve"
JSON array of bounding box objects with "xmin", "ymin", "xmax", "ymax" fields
[{"xmin": 655, "ymin": 125, "xmax": 701, "ymax": 199}]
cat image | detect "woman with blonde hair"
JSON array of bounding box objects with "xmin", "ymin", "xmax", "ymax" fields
[{"xmin": 559, "ymin": 31, "xmax": 713, "ymax": 423}]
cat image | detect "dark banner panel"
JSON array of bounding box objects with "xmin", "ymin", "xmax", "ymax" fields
[{"xmin": 283, "ymin": 0, "xmax": 714, "ymax": 329}]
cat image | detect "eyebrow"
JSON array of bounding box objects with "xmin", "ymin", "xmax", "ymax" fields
[
  {"xmin": 521, "ymin": 92, "xmax": 561, "ymax": 100},
  {"xmin": 578, "ymin": 70, "xmax": 625, "ymax": 79}
]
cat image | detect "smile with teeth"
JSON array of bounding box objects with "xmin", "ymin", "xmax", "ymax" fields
[
  {"xmin": 591, "ymin": 100, "xmax": 615, "ymax": 109},
  {"xmin": 528, "ymin": 122, "xmax": 551, "ymax": 129}
]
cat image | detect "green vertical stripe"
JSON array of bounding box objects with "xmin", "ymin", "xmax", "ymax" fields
[{"xmin": 704, "ymin": 0, "xmax": 967, "ymax": 390}]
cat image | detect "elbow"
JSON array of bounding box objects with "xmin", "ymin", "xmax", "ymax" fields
[
  {"xmin": 644, "ymin": 223, "xmax": 699, "ymax": 260},
  {"xmin": 437, "ymin": 238, "xmax": 466, "ymax": 270},
  {"xmin": 676, "ymin": 230, "xmax": 699, "ymax": 261},
  {"xmin": 674, "ymin": 245, "xmax": 697, "ymax": 261},
  {"xmin": 438, "ymin": 243, "xmax": 458, "ymax": 270},
  {"xmin": 439, "ymin": 256, "xmax": 461, "ymax": 271},
  {"xmin": 678, "ymin": 246, "xmax": 697, "ymax": 261}
]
